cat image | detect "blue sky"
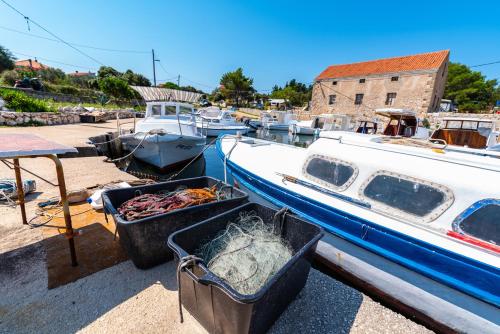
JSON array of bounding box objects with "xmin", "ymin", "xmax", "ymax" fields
[{"xmin": 1, "ymin": 0, "xmax": 499, "ymax": 92}]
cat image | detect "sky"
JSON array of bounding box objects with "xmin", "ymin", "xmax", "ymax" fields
[{"xmin": 1, "ymin": 0, "xmax": 499, "ymax": 93}]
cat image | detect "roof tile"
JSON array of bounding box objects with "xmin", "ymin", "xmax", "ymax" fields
[{"xmin": 316, "ymin": 50, "xmax": 449, "ymax": 80}]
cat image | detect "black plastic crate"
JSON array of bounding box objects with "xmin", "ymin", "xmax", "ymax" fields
[
  {"xmin": 168, "ymin": 202, "xmax": 324, "ymax": 334},
  {"xmin": 102, "ymin": 177, "xmax": 248, "ymax": 269}
]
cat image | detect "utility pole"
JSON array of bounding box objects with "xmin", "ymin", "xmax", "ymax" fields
[
  {"xmin": 177, "ymin": 75, "xmax": 180, "ymax": 87},
  {"xmin": 152, "ymin": 49, "xmax": 157, "ymax": 86}
]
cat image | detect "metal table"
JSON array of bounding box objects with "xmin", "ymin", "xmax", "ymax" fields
[{"xmin": 0, "ymin": 134, "xmax": 79, "ymax": 266}]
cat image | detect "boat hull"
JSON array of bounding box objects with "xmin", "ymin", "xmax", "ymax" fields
[
  {"xmin": 121, "ymin": 133, "xmax": 205, "ymax": 169},
  {"xmin": 215, "ymin": 138, "xmax": 500, "ymax": 309},
  {"xmin": 197, "ymin": 125, "xmax": 250, "ymax": 137},
  {"xmin": 265, "ymin": 123, "xmax": 290, "ymax": 131},
  {"xmin": 289, "ymin": 124, "xmax": 318, "ymax": 135}
]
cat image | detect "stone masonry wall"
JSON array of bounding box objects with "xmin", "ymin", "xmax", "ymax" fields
[{"xmin": 311, "ymin": 66, "xmax": 449, "ymax": 121}]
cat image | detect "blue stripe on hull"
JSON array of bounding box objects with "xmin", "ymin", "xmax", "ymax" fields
[{"xmin": 216, "ymin": 139, "xmax": 500, "ymax": 307}]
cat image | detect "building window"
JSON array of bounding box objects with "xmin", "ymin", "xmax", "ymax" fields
[
  {"xmin": 332, "ymin": 81, "xmax": 337, "ymax": 85},
  {"xmin": 391, "ymin": 76, "xmax": 399, "ymax": 81},
  {"xmin": 359, "ymin": 78, "xmax": 366, "ymax": 83},
  {"xmin": 385, "ymin": 92, "xmax": 397, "ymax": 105},
  {"xmin": 354, "ymin": 94, "xmax": 364, "ymax": 105},
  {"xmin": 328, "ymin": 95, "xmax": 337, "ymax": 105}
]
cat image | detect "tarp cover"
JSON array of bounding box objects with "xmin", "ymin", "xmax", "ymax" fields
[{"xmin": 131, "ymin": 86, "xmax": 202, "ymax": 103}]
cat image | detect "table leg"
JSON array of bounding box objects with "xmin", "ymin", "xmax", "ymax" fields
[
  {"xmin": 13, "ymin": 159, "xmax": 27, "ymax": 225},
  {"xmin": 47, "ymin": 155, "xmax": 78, "ymax": 267}
]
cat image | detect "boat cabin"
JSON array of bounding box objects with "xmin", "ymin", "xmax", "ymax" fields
[
  {"xmin": 430, "ymin": 118, "xmax": 500, "ymax": 149},
  {"xmin": 376, "ymin": 108, "xmax": 429, "ymax": 139},
  {"xmin": 198, "ymin": 107, "xmax": 235, "ymax": 124},
  {"xmin": 145, "ymin": 101, "xmax": 195, "ymax": 120},
  {"xmin": 315, "ymin": 114, "xmax": 353, "ymax": 131},
  {"xmin": 356, "ymin": 120, "xmax": 378, "ymax": 134}
]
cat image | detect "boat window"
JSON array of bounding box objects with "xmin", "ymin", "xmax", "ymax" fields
[
  {"xmin": 462, "ymin": 121, "xmax": 478, "ymax": 130},
  {"xmin": 303, "ymin": 154, "xmax": 358, "ymax": 191},
  {"xmin": 478, "ymin": 122, "xmax": 493, "ymax": 129},
  {"xmin": 151, "ymin": 105, "xmax": 161, "ymax": 116},
  {"xmin": 453, "ymin": 200, "xmax": 499, "ymax": 246},
  {"xmin": 179, "ymin": 106, "xmax": 192, "ymax": 114},
  {"xmin": 360, "ymin": 171, "xmax": 453, "ymax": 223},
  {"xmin": 165, "ymin": 105, "xmax": 177, "ymax": 115},
  {"xmin": 445, "ymin": 120, "xmax": 462, "ymax": 129}
]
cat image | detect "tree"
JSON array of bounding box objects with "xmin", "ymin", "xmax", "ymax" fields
[
  {"xmin": 270, "ymin": 79, "xmax": 312, "ymax": 107},
  {"xmin": 122, "ymin": 69, "xmax": 151, "ymax": 86},
  {"xmin": 98, "ymin": 76, "xmax": 135, "ymax": 99},
  {"xmin": 444, "ymin": 62, "xmax": 498, "ymax": 113},
  {"xmin": 219, "ymin": 68, "xmax": 254, "ymax": 107},
  {"xmin": 0, "ymin": 45, "xmax": 15, "ymax": 73},
  {"xmin": 97, "ymin": 66, "xmax": 121, "ymax": 80},
  {"xmin": 38, "ymin": 67, "xmax": 67, "ymax": 84},
  {"xmin": 159, "ymin": 81, "xmax": 180, "ymax": 89}
]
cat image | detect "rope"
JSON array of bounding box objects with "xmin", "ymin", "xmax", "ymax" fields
[
  {"xmin": 0, "ymin": 179, "xmax": 17, "ymax": 207},
  {"xmin": 176, "ymin": 255, "xmax": 203, "ymax": 323},
  {"xmin": 105, "ymin": 132, "xmax": 150, "ymax": 163},
  {"xmin": 166, "ymin": 137, "xmax": 218, "ymax": 181}
]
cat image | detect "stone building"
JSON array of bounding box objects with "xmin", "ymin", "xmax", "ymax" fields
[{"xmin": 311, "ymin": 50, "xmax": 450, "ymax": 120}]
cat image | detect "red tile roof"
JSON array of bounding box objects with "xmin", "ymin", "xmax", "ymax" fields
[
  {"xmin": 316, "ymin": 50, "xmax": 449, "ymax": 80},
  {"xmin": 68, "ymin": 71, "xmax": 95, "ymax": 77},
  {"xmin": 15, "ymin": 59, "xmax": 48, "ymax": 71}
]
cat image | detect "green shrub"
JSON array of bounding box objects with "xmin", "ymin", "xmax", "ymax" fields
[
  {"xmin": 57, "ymin": 85, "xmax": 79, "ymax": 95},
  {"xmin": 0, "ymin": 89, "xmax": 56, "ymax": 113},
  {"xmin": 0, "ymin": 69, "xmax": 20, "ymax": 86}
]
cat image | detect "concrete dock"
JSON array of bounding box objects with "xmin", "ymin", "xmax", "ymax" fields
[{"xmin": 0, "ymin": 121, "xmax": 432, "ymax": 333}]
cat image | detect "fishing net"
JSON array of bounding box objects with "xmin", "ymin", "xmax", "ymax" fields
[
  {"xmin": 198, "ymin": 211, "xmax": 293, "ymax": 295},
  {"xmin": 118, "ymin": 185, "xmax": 227, "ymax": 221}
]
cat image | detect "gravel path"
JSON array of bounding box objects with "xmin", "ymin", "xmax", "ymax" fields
[{"xmin": 1, "ymin": 250, "xmax": 432, "ymax": 334}]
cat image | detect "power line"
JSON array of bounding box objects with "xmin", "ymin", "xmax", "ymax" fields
[
  {"xmin": 12, "ymin": 51, "xmax": 97, "ymax": 71},
  {"xmin": 1, "ymin": 0, "xmax": 104, "ymax": 65},
  {"xmin": 470, "ymin": 60, "xmax": 500, "ymax": 68},
  {"xmin": 0, "ymin": 25, "xmax": 149, "ymax": 54}
]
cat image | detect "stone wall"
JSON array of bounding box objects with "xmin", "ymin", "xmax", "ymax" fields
[
  {"xmin": 0, "ymin": 104, "xmax": 139, "ymax": 126},
  {"xmin": 0, "ymin": 110, "xmax": 80, "ymax": 126}
]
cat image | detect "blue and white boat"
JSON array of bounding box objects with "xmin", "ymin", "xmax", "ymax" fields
[
  {"xmin": 216, "ymin": 131, "xmax": 500, "ymax": 333},
  {"xmin": 196, "ymin": 107, "xmax": 250, "ymax": 137}
]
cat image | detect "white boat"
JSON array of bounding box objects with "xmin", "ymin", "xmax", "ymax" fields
[
  {"xmin": 196, "ymin": 107, "xmax": 250, "ymax": 137},
  {"xmin": 430, "ymin": 117, "xmax": 500, "ymax": 150},
  {"xmin": 262, "ymin": 111, "xmax": 296, "ymax": 131},
  {"xmin": 120, "ymin": 102, "xmax": 206, "ymax": 170},
  {"xmin": 289, "ymin": 114, "xmax": 354, "ymax": 135},
  {"xmin": 217, "ymin": 131, "xmax": 500, "ymax": 333},
  {"xmin": 376, "ymin": 108, "xmax": 429, "ymax": 139}
]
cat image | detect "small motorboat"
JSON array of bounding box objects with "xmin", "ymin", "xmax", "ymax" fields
[
  {"xmin": 430, "ymin": 117, "xmax": 500, "ymax": 150},
  {"xmin": 120, "ymin": 102, "xmax": 206, "ymax": 170},
  {"xmin": 289, "ymin": 114, "xmax": 354, "ymax": 135},
  {"xmin": 262, "ymin": 111, "xmax": 296, "ymax": 131},
  {"xmin": 196, "ymin": 107, "xmax": 250, "ymax": 137},
  {"xmin": 216, "ymin": 131, "xmax": 500, "ymax": 333}
]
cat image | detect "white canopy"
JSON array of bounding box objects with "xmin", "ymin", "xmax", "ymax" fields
[{"xmin": 131, "ymin": 86, "xmax": 203, "ymax": 103}]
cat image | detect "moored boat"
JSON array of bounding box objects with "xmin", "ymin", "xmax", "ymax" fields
[
  {"xmin": 216, "ymin": 131, "xmax": 500, "ymax": 333},
  {"xmin": 262, "ymin": 111, "xmax": 296, "ymax": 131},
  {"xmin": 289, "ymin": 114, "xmax": 354, "ymax": 135},
  {"xmin": 120, "ymin": 102, "xmax": 206, "ymax": 170},
  {"xmin": 196, "ymin": 107, "xmax": 250, "ymax": 137}
]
